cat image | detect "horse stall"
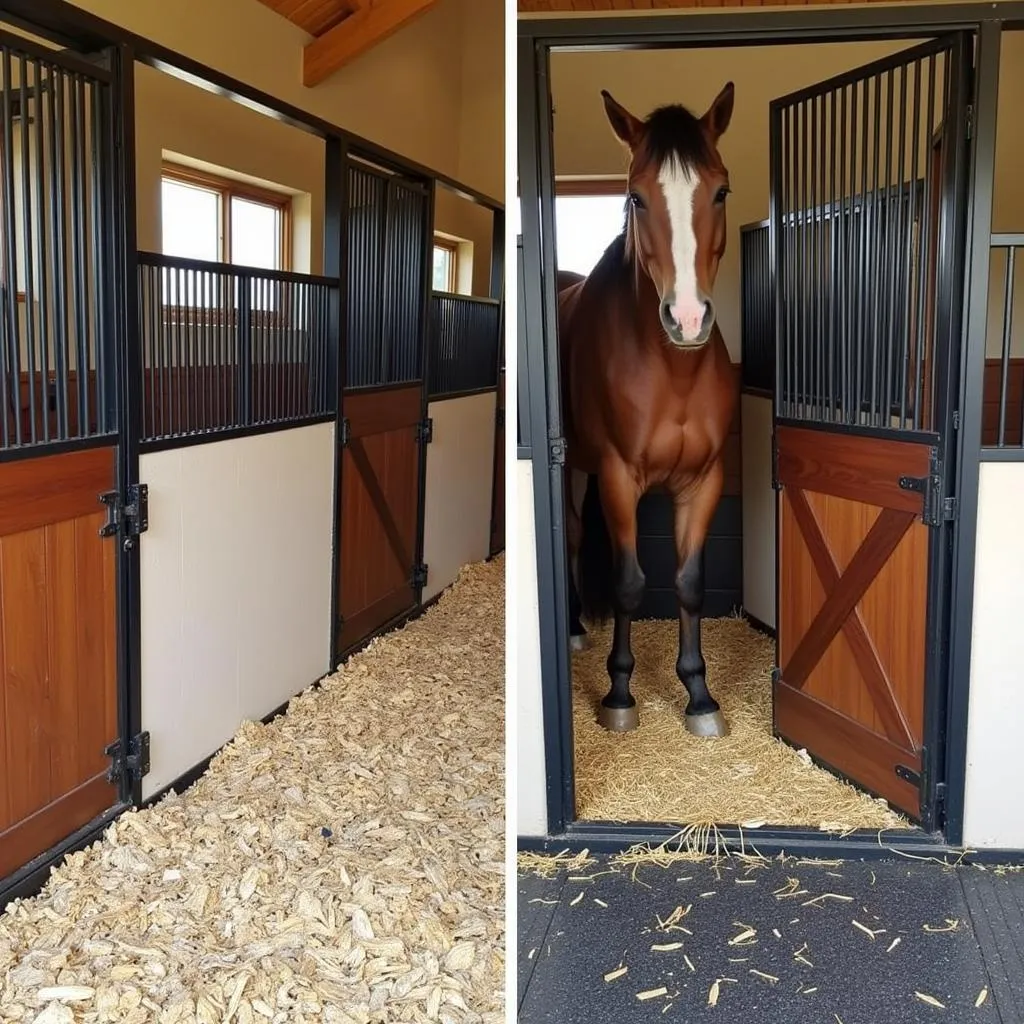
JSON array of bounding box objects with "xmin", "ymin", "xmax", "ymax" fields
[
  {"xmin": 517, "ymin": 5, "xmax": 1024, "ymax": 859},
  {"xmin": 0, "ymin": 0, "xmax": 504, "ymax": 913}
]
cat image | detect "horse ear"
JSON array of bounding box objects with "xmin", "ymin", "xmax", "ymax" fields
[
  {"xmin": 702, "ymin": 81, "xmax": 735, "ymax": 141},
  {"xmin": 601, "ymin": 90, "xmax": 643, "ymax": 149}
]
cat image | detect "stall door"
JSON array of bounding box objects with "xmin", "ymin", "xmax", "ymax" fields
[
  {"xmin": 770, "ymin": 35, "xmax": 972, "ymax": 825},
  {"xmin": 0, "ymin": 41, "xmax": 126, "ymax": 882},
  {"xmin": 336, "ymin": 160, "xmax": 429, "ymax": 656}
]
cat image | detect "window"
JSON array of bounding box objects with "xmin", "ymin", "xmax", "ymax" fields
[
  {"xmin": 554, "ymin": 180, "xmax": 628, "ymax": 277},
  {"xmin": 432, "ymin": 238, "xmax": 458, "ymax": 292},
  {"xmin": 160, "ymin": 163, "xmax": 291, "ymax": 271}
]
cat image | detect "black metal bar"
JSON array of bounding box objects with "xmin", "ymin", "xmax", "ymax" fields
[
  {"xmin": 895, "ymin": 62, "xmax": 909, "ymax": 427},
  {"xmin": 1, "ymin": 45, "xmax": 21, "ymax": 447},
  {"xmin": 51, "ymin": 63, "xmax": 69, "ymax": 438},
  {"xmin": 90, "ymin": 73, "xmax": 107, "ymax": 435},
  {"xmin": 855, "ymin": 76, "xmax": 868, "ymax": 426},
  {"xmin": 997, "ymin": 247, "xmax": 1015, "ymax": 447},
  {"xmin": 838, "ymin": 83, "xmax": 848, "ymax": 423},
  {"xmin": 914, "ymin": 55, "xmax": 936, "ymax": 430},
  {"xmin": 18, "ymin": 52, "xmax": 38, "ymax": 444},
  {"xmin": 869, "ymin": 71, "xmax": 882, "ymax": 424},
  {"xmin": 71, "ymin": 72, "xmax": 90, "ymax": 438},
  {"xmin": 881, "ymin": 66, "xmax": 895, "ymax": 423},
  {"xmin": 135, "ymin": 250, "xmax": 337, "ymax": 287}
]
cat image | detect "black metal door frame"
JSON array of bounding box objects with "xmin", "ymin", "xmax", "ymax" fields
[
  {"xmin": 517, "ymin": 4, "xmax": 1019, "ymax": 854},
  {"xmin": 767, "ymin": 32, "xmax": 975, "ymax": 833}
]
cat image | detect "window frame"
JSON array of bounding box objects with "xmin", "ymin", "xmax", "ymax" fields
[
  {"xmin": 432, "ymin": 236, "xmax": 459, "ymax": 293},
  {"xmin": 161, "ymin": 161, "xmax": 293, "ymax": 272}
]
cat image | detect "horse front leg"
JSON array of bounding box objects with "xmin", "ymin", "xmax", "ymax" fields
[
  {"xmin": 673, "ymin": 461, "xmax": 729, "ymax": 739},
  {"xmin": 565, "ymin": 469, "xmax": 591, "ymax": 651},
  {"xmin": 597, "ymin": 462, "xmax": 644, "ymax": 733}
]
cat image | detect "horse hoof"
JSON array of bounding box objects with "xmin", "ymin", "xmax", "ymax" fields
[
  {"xmin": 598, "ymin": 704, "xmax": 639, "ymax": 732},
  {"xmin": 570, "ymin": 633, "xmax": 592, "ymax": 652},
  {"xmin": 685, "ymin": 709, "xmax": 730, "ymax": 738}
]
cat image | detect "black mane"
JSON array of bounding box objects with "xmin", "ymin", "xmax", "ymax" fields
[{"xmin": 640, "ymin": 103, "xmax": 713, "ymax": 173}]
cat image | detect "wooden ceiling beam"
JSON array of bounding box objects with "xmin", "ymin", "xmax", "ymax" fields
[{"xmin": 303, "ymin": 0, "xmax": 439, "ymax": 88}]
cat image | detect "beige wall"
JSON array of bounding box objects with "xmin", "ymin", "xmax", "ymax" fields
[
  {"xmin": 551, "ymin": 33, "xmax": 1024, "ymax": 360},
  {"xmin": 69, "ymin": 0, "xmax": 503, "ymax": 278}
]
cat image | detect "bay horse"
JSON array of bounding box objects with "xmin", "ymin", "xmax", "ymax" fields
[{"xmin": 559, "ymin": 84, "xmax": 738, "ymax": 738}]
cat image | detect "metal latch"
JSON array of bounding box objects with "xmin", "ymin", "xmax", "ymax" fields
[
  {"xmin": 339, "ymin": 416, "xmax": 351, "ymax": 447},
  {"xmin": 416, "ymin": 418, "xmax": 433, "ymax": 444},
  {"xmin": 98, "ymin": 483, "xmax": 149, "ymax": 539},
  {"xmin": 412, "ymin": 563, "xmax": 429, "ymax": 589},
  {"xmin": 105, "ymin": 731, "xmax": 151, "ymax": 787}
]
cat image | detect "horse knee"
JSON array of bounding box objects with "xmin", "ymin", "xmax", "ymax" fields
[
  {"xmin": 674, "ymin": 554, "xmax": 704, "ymax": 613},
  {"xmin": 614, "ymin": 555, "xmax": 645, "ymax": 614}
]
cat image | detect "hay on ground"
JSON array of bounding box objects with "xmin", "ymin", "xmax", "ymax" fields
[
  {"xmin": 571, "ymin": 616, "xmax": 908, "ymax": 833},
  {"xmin": 0, "ymin": 557, "xmax": 505, "ymax": 1024}
]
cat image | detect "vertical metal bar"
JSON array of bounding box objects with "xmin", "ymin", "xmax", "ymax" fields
[
  {"xmin": 868, "ymin": 70, "xmax": 882, "ymax": 425},
  {"xmin": 90, "ymin": 77, "xmax": 107, "ymax": 435},
  {"xmin": 998, "ymin": 247, "xmax": 1016, "ymax": 446},
  {"xmin": 855, "ymin": 75, "xmax": 869, "ymax": 426},
  {"xmin": 809, "ymin": 93, "xmax": 818, "ymax": 419},
  {"xmin": 18, "ymin": 54, "xmax": 38, "ymax": 444},
  {"xmin": 51, "ymin": 65, "xmax": 69, "ymax": 439},
  {"xmin": 148, "ymin": 264, "xmax": 158, "ymax": 438},
  {"xmin": 837, "ymin": 84, "xmax": 848, "ymax": 424},
  {"xmin": 827, "ymin": 88, "xmax": 836, "ymax": 420},
  {"xmin": 2, "ymin": 46, "xmax": 22, "ymax": 447},
  {"xmin": 70, "ymin": 72, "xmax": 89, "ymax": 438},
  {"xmin": 896, "ymin": 61, "xmax": 912, "ymax": 427},
  {"xmin": 914, "ymin": 55, "xmax": 936, "ymax": 430},
  {"xmin": 881, "ymin": 66, "xmax": 895, "ymax": 425}
]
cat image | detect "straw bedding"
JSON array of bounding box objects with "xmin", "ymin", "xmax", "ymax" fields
[
  {"xmin": 0, "ymin": 556, "xmax": 505, "ymax": 1024},
  {"xmin": 571, "ymin": 615, "xmax": 909, "ymax": 832}
]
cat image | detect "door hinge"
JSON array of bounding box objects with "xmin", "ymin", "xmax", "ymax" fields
[
  {"xmin": 105, "ymin": 731, "xmax": 151, "ymax": 787},
  {"xmin": 340, "ymin": 416, "xmax": 351, "ymax": 447},
  {"xmin": 412, "ymin": 563, "xmax": 429, "ymax": 589},
  {"xmin": 898, "ymin": 449, "xmax": 948, "ymax": 527},
  {"xmin": 416, "ymin": 418, "xmax": 433, "ymax": 444},
  {"xmin": 98, "ymin": 483, "xmax": 149, "ymax": 540},
  {"xmin": 934, "ymin": 780, "xmax": 947, "ymax": 810},
  {"xmin": 549, "ymin": 436, "xmax": 567, "ymax": 466},
  {"xmin": 895, "ymin": 763, "xmax": 922, "ymax": 787},
  {"xmin": 966, "ymin": 103, "xmax": 974, "ymax": 141},
  {"xmin": 952, "ymin": 409, "xmax": 960, "ymax": 431}
]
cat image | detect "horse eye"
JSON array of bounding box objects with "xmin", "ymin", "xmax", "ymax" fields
[
  {"xmin": 714, "ymin": 186, "xmax": 730, "ymax": 205},
  {"xmin": 628, "ymin": 190, "xmax": 645, "ymax": 210}
]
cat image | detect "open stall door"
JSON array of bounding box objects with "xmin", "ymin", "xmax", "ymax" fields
[{"xmin": 770, "ymin": 35, "xmax": 972, "ymax": 825}]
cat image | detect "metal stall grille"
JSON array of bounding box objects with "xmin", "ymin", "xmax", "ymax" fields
[
  {"xmin": 137, "ymin": 254, "xmax": 335, "ymax": 444},
  {"xmin": 773, "ymin": 39, "xmax": 957, "ymax": 434},
  {"xmin": 346, "ymin": 160, "xmax": 428, "ymax": 389},
  {"xmin": 427, "ymin": 292, "xmax": 502, "ymax": 399},
  {"xmin": 739, "ymin": 221, "xmax": 773, "ymax": 395},
  {"xmin": 984, "ymin": 234, "xmax": 1024, "ymax": 448},
  {"xmin": 0, "ymin": 33, "xmax": 116, "ymax": 452}
]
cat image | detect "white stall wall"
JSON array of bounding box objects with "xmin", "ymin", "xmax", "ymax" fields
[
  {"xmin": 139, "ymin": 422, "xmax": 335, "ymax": 799},
  {"xmin": 962, "ymin": 461, "xmax": 1024, "ymax": 850},
  {"xmin": 741, "ymin": 394, "xmax": 776, "ymax": 630},
  {"xmin": 422, "ymin": 392, "xmax": 497, "ymax": 602},
  {"xmin": 516, "ymin": 459, "xmax": 548, "ymax": 838}
]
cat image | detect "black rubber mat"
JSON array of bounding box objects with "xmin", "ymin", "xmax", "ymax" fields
[
  {"xmin": 960, "ymin": 866, "xmax": 1024, "ymax": 1024},
  {"xmin": 519, "ymin": 855, "xmax": 1006, "ymax": 1023},
  {"xmin": 518, "ymin": 872, "xmax": 564, "ymax": 1012}
]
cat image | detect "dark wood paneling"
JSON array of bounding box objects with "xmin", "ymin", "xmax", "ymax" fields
[
  {"xmin": 775, "ymin": 683, "xmax": 921, "ymax": 818},
  {"xmin": 0, "ymin": 446, "xmax": 120, "ymax": 875},
  {"xmin": 776, "ymin": 426, "xmax": 931, "ymax": 820},
  {"xmin": 0, "ymin": 446, "xmax": 116, "ymax": 536},
  {"xmin": 776, "ymin": 424, "xmax": 931, "ymax": 512},
  {"xmin": 336, "ymin": 384, "xmax": 422, "ymax": 655},
  {"xmin": 0, "ymin": 776, "xmax": 116, "ymax": 880}
]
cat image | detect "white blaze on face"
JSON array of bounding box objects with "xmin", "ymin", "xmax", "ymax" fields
[{"xmin": 656, "ymin": 156, "xmax": 705, "ymax": 340}]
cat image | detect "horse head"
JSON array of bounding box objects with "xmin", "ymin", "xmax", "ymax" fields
[{"xmin": 601, "ymin": 83, "xmax": 734, "ymax": 347}]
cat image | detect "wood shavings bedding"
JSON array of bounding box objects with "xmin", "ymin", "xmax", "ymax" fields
[
  {"xmin": 0, "ymin": 557, "xmax": 505, "ymax": 1024},
  {"xmin": 571, "ymin": 616, "xmax": 909, "ymax": 832}
]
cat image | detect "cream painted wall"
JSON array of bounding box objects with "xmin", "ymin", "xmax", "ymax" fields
[
  {"xmin": 962, "ymin": 461, "xmax": 1024, "ymax": 850},
  {"xmin": 72, "ymin": 0, "xmax": 503, "ymax": 278},
  {"xmin": 550, "ymin": 34, "xmax": 1024, "ymax": 360},
  {"xmin": 516, "ymin": 459, "xmax": 548, "ymax": 838},
  {"xmin": 138, "ymin": 423, "xmax": 335, "ymax": 800},
  {"xmin": 741, "ymin": 394, "xmax": 775, "ymax": 629},
  {"xmin": 422, "ymin": 393, "xmax": 498, "ymax": 602}
]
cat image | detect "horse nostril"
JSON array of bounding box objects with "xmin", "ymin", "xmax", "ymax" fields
[
  {"xmin": 662, "ymin": 302, "xmax": 675, "ymax": 326},
  {"xmin": 701, "ymin": 300, "xmax": 716, "ymax": 334}
]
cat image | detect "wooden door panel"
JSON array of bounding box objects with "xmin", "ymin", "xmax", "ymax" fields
[
  {"xmin": 337, "ymin": 385, "xmax": 421, "ymax": 653},
  {"xmin": 775, "ymin": 426, "xmax": 931, "ymax": 818},
  {"xmin": 0, "ymin": 446, "xmax": 120, "ymax": 879}
]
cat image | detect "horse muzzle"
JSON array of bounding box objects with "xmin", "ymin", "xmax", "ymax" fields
[{"xmin": 660, "ymin": 295, "xmax": 716, "ymax": 347}]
